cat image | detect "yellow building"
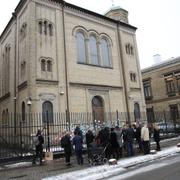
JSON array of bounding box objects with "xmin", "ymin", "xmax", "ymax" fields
[
  {"xmin": 142, "ymin": 57, "xmax": 180, "ymax": 124},
  {"xmin": 0, "ymin": 0, "xmax": 145, "ymax": 125}
]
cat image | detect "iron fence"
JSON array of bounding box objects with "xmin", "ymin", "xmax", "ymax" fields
[{"xmin": 0, "ymin": 111, "xmax": 180, "ymax": 162}]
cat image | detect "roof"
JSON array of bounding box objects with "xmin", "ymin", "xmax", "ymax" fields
[
  {"xmin": 104, "ymin": 5, "xmax": 128, "ymax": 15},
  {"xmin": 141, "ymin": 57, "xmax": 180, "ymax": 73},
  {"xmin": 0, "ymin": 0, "xmax": 137, "ymax": 41}
]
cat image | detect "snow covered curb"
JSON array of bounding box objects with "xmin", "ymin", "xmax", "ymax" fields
[
  {"xmin": 43, "ymin": 146, "xmax": 180, "ymax": 180},
  {"xmin": 0, "ymin": 162, "xmax": 32, "ymax": 170}
]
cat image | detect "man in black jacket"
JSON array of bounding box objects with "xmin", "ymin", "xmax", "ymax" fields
[
  {"xmin": 33, "ymin": 129, "xmax": 44, "ymax": 165},
  {"xmin": 125, "ymin": 124, "xmax": 135, "ymax": 156},
  {"xmin": 61, "ymin": 132, "xmax": 72, "ymax": 166}
]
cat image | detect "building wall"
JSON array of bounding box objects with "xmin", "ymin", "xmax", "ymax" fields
[
  {"xmin": 142, "ymin": 58, "xmax": 180, "ymax": 115},
  {"xmin": 0, "ymin": 0, "xmax": 146, "ymax": 124}
]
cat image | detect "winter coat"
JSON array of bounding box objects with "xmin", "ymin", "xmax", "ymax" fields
[
  {"xmin": 73, "ymin": 135, "xmax": 83, "ymax": 151},
  {"xmin": 99, "ymin": 128, "xmax": 110, "ymax": 146},
  {"xmin": 141, "ymin": 126, "xmax": 150, "ymax": 141},
  {"xmin": 153, "ymin": 128, "xmax": 160, "ymax": 142},
  {"xmin": 114, "ymin": 129, "xmax": 123, "ymax": 147},
  {"xmin": 126, "ymin": 127, "xmax": 134, "ymax": 143},
  {"xmin": 110, "ymin": 131, "xmax": 119, "ymax": 148},
  {"xmin": 61, "ymin": 134, "xmax": 72, "ymax": 155},
  {"xmin": 86, "ymin": 131, "xmax": 94, "ymax": 147},
  {"xmin": 35, "ymin": 134, "xmax": 44, "ymax": 151},
  {"xmin": 134, "ymin": 127, "xmax": 141, "ymax": 140},
  {"xmin": 74, "ymin": 127, "xmax": 83, "ymax": 138}
]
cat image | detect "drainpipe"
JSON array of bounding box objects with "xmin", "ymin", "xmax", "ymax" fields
[
  {"xmin": 117, "ymin": 23, "xmax": 130, "ymax": 124},
  {"xmin": 13, "ymin": 12, "xmax": 17, "ymax": 134},
  {"xmin": 62, "ymin": 2, "xmax": 70, "ymax": 126}
]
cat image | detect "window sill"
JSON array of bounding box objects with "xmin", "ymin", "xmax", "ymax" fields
[
  {"xmin": 167, "ymin": 92, "xmax": 176, "ymax": 97},
  {"xmin": 145, "ymin": 96, "xmax": 153, "ymax": 100},
  {"xmin": 77, "ymin": 62, "xmax": 113, "ymax": 69}
]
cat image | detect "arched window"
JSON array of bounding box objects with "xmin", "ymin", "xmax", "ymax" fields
[
  {"xmin": 76, "ymin": 32, "xmax": 86, "ymax": 63},
  {"xmin": 42, "ymin": 101, "xmax": 53, "ymax": 123},
  {"xmin": 47, "ymin": 60, "xmax": 52, "ymax": 72},
  {"xmin": 89, "ymin": 35, "xmax": 99, "ymax": 65},
  {"xmin": 41, "ymin": 59, "xmax": 46, "ymax": 71},
  {"xmin": 39, "ymin": 21, "xmax": 42, "ymax": 34},
  {"xmin": 134, "ymin": 103, "xmax": 141, "ymax": 122},
  {"xmin": 22, "ymin": 102, "xmax": 25, "ymax": 122},
  {"xmin": 6, "ymin": 109, "xmax": 9, "ymax": 123},
  {"xmin": 100, "ymin": 39, "xmax": 110, "ymax": 66},
  {"xmin": 44, "ymin": 21, "xmax": 47, "ymax": 35},
  {"xmin": 130, "ymin": 46, "xmax": 134, "ymax": 55},
  {"xmin": 2, "ymin": 110, "xmax": 6, "ymax": 125},
  {"xmin": 49, "ymin": 24, "xmax": 53, "ymax": 36},
  {"xmin": 92, "ymin": 96, "xmax": 104, "ymax": 124}
]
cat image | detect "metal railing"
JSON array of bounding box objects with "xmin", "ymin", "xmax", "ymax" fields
[{"xmin": 0, "ymin": 111, "xmax": 179, "ymax": 162}]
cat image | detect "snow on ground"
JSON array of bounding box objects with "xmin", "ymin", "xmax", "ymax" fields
[
  {"xmin": 108, "ymin": 163, "xmax": 167, "ymax": 180},
  {"xmin": 42, "ymin": 146, "xmax": 180, "ymax": 180},
  {"xmin": 4, "ymin": 162, "xmax": 32, "ymax": 169}
]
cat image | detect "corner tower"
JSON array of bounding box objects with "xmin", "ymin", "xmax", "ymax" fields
[{"xmin": 104, "ymin": 6, "xmax": 129, "ymax": 24}]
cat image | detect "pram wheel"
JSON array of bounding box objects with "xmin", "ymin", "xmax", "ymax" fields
[
  {"xmin": 88, "ymin": 157, "xmax": 96, "ymax": 166},
  {"xmin": 102, "ymin": 158, "xmax": 108, "ymax": 164}
]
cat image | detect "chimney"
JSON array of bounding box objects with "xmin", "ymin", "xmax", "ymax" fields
[{"xmin": 153, "ymin": 54, "xmax": 161, "ymax": 64}]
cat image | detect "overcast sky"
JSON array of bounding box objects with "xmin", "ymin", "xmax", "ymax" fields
[{"xmin": 0, "ymin": 0, "xmax": 180, "ymax": 69}]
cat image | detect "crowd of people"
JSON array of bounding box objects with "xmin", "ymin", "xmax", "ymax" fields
[{"xmin": 33, "ymin": 122, "xmax": 161, "ymax": 166}]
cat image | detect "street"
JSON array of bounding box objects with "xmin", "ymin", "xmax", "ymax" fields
[
  {"xmin": 0, "ymin": 144, "xmax": 180, "ymax": 180},
  {"xmin": 107, "ymin": 153, "xmax": 180, "ymax": 180}
]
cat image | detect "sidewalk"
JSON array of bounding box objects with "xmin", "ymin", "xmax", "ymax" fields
[
  {"xmin": 43, "ymin": 146, "xmax": 180, "ymax": 180},
  {"xmin": 0, "ymin": 136, "xmax": 180, "ymax": 180}
]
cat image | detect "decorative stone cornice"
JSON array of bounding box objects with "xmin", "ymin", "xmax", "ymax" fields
[{"xmin": 69, "ymin": 82, "xmax": 123, "ymax": 90}]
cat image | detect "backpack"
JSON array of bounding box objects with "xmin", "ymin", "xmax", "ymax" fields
[{"xmin": 33, "ymin": 136, "xmax": 39, "ymax": 146}]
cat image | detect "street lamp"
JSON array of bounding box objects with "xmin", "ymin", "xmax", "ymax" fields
[{"xmin": 27, "ymin": 99, "xmax": 32, "ymax": 106}]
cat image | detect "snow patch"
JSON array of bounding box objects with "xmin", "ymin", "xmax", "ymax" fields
[{"xmin": 43, "ymin": 146, "xmax": 180, "ymax": 180}]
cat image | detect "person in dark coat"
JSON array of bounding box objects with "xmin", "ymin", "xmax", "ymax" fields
[
  {"xmin": 110, "ymin": 128, "xmax": 120, "ymax": 159},
  {"xmin": 73, "ymin": 131, "xmax": 83, "ymax": 165},
  {"xmin": 122, "ymin": 124, "xmax": 128, "ymax": 155},
  {"xmin": 114, "ymin": 126, "xmax": 123, "ymax": 158},
  {"xmin": 153, "ymin": 124, "xmax": 161, "ymax": 151},
  {"xmin": 99, "ymin": 127, "xmax": 110, "ymax": 146},
  {"xmin": 125, "ymin": 124, "xmax": 134, "ymax": 156},
  {"xmin": 86, "ymin": 129, "xmax": 94, "ymax": 148},
  {"xmin": 86, "ymin": 130, "xmax": 95, "ymax": 159},
  {"xmin": 61, "ymin": 132, "xmax": 72, "ymax": 166},
  {"xmin": 133, "ymin": 123, "xmax": 143, "ymax": 152},
  {"xmin": 99, "ymin": 127, "xmax": 110, "ymax": 159},
  {"xmin": 74, "ymin": 126, "xmax": 83, "ymax": 139},
  {"xmin": 32, "ymin": 129, "xmax": 44, "ymax": 165}
]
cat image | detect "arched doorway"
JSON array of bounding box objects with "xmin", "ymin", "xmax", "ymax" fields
[
  {"xmin": 134, "ymin": 102, "xmax": 141, "ymax": 122},
  {"xmin": 42, "ymin": 101, "xmax": 53, "ymax": 123},
  {"xmin": 92, "ymin": 96, "xmax": 104, "ymax": 124}
]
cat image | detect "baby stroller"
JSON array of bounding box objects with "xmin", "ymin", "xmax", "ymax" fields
[{"xmin": 87, "ymin": 142, "xmax": 108, "ymax": 166}]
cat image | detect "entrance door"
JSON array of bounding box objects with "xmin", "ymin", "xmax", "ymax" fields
[{"xmin": 92, "ymin": 96, "xmax": 104, "ymax": 124}]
